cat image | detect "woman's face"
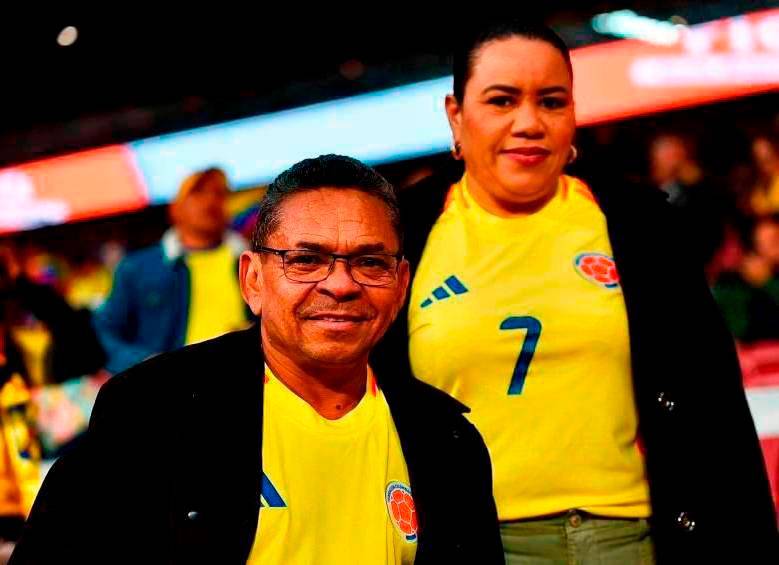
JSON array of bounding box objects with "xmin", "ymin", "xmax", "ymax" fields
[{"xmin": 446, "ymin": 36, "xmax": 575, "ymax": 213}]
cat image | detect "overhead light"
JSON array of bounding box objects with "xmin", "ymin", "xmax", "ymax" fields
[
  {"xmin": 592, "ymin": 10, "xmax": 683, "ymax": 45},
  {"xmin": 57, "ymin": 26, "xmax": 78, "ymax": 47}
]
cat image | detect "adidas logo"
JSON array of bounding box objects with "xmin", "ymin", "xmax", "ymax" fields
[
  {"xmin": 420, "ymin": 275, "xmax": 468, "ymax": 308},
  {"xmin": 260, "ymin": 472, "xmax": 286, "ymax": 508}
]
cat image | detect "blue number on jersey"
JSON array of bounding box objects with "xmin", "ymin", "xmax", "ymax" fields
[{"xmin": 500, "ymin": 316, "xmax": 542, "ymax": 395}]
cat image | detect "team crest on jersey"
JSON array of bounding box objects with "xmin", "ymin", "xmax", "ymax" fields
[
  {"xmin": 385, "ymin": 482, "xmax": 418, "ymax": 543},
  {"xmin": 574, "ymin": 253, "xmax": 620, "ymax": 289}
]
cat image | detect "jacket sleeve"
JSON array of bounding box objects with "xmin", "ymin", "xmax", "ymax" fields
[
  {"xmin": 92, "ymin": 259, "xmax": 157, "ymax": 374},
  {"xmin": 458, "ymin": 416, "xmax": 505, "ymax": 564}
]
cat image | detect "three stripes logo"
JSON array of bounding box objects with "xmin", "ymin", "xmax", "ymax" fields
[
  {"xmin": 260, "ymin": 472, "xmax": 286, "ymax": 508},
  {"xmin": 420, "ymin": 275, "xmax": 469, "ymax": 308}
]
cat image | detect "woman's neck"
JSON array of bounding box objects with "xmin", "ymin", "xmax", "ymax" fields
[{"xmin": 465, "ymin": 172, "xmax": 559, "ymax": 218}]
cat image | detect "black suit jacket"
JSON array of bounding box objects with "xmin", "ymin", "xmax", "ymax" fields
[{"xmin": 10, "ymin": 326, "xmax": 504, "ymax": 564}]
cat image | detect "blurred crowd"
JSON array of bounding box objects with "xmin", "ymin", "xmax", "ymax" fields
[{"xmin": 632, "ymin": 129, "xmax": 779, "ymax": 345}]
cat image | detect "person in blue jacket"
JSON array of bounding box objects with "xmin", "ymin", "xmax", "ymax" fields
[{"xmin": 94, "ymin": 168, "xmax": 250, "ymax": 374}]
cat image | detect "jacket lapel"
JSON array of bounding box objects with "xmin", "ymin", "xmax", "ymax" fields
[{"xmin": 177, "ymin": 326, "xmax": 265, "ymax": 562}]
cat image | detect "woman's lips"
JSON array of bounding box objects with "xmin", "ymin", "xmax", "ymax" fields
[{"xmin": 501, "ymin": 147, "xmax": 550, "ymax": 166}]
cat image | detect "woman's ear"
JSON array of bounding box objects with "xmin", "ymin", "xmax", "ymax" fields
[{"xmin": 445, "ymin": 94, "xmax": 463, "ymax": 146}]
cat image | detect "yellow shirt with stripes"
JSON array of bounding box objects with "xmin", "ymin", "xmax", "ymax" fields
[
  {"xmin": 409, "ymin": 174, "xmax": 650, "ymax": 521},
  {"xmin": 184, "ymin": 243, "xmax": 248, "ymax": 345},
  {"xmin": 247, "ymin": 367, "xmax": 417, "ymax": 564}
]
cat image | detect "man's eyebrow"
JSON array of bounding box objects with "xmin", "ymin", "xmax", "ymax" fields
[{"xmin": 292, "ymin": 241, "xmax": 392, "ymax": 254}]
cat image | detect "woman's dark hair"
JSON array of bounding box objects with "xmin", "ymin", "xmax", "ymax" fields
[{"xmin": 452, "ymin": 20, "xmax": 572, "ymax": 102}]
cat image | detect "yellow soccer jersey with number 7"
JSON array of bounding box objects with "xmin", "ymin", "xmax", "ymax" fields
[{"xmin": 409, "ymin": 174, "xmax": 650, "ymax": 522}]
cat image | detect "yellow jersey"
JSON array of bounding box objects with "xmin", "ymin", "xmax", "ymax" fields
[
  {"xmin": 247, "ymin": 367, "xmax": 417, "ymax": 564},
  {"xmin": 409, "ymin": 174, "xmax": 650, "ymax": 521}
]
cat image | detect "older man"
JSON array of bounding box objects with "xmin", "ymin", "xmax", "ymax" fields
[{"xmin": 10, "ymin": 155, "xmax": 502, "ymax": 565}]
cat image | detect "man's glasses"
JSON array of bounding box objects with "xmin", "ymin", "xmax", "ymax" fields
[{"xmin": 256, "ymin": 246, "xmax": 402, "ymax": 287}]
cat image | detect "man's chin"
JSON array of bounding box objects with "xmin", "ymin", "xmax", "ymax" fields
[{"xmin": 298, "ymin": 342, "xmax": 369, "ymax": 368}]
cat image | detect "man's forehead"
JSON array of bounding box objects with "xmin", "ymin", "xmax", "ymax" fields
[
  {"xmin": 270, "ymin": 188, "xmax": 398, "ymax": 248},
  {"xmin": 284, "ymin": 186, "xmax": 381, "ymax": 205}
]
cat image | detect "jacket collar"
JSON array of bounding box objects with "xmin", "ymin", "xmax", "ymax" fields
[{"xmin": 161, "ymin": 228, "xmax": 247, "ymax": 263}]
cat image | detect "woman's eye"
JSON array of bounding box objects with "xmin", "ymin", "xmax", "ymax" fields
[
  {"xmin": 488, "ymin": 96, "xmax": 514, "ymax": 108},
  {"xmin": 541, "ymin": 97, "xmax": 567, "ymax": 110}
]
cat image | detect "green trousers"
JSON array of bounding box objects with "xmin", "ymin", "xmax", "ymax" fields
[{"xmin": 501, "ymin": 510, "xmax": 655, "ymax": 564}]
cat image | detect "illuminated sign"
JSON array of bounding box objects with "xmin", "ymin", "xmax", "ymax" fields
[
  {"xmin": 592, "ymin": 9, "xmax": 682, "ymax": 45},
  {"xmin": 130, "ymin": 78, "xmax": 452, "ymax": 203},
  {"xmin": 0, "ymin": 146, "xmax": 147, "ymax": 234},
  {"xmin": 574, "ymin": 8, "xmax": 779, "ymax": 124}
]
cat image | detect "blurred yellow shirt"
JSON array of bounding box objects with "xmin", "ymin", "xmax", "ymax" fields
[
  {"xmin": 184, "ymin": 243, "xmax": 247, "ymax": 345},
  {"xmin": 750, "ymin": 175, "xmax": 779, "ymax": 216},
  {"xmin": 0, "ymin": 374, "xmax": 40, "ymax": 517}
]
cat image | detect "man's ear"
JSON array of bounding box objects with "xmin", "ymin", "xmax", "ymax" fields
[
  {"xmin": 391, "ymin": 258, "xmax": 411, "ymax": 322},
  {"xmin": 239, "ymin": 251, "xmax": 263, "ymax": 316}
]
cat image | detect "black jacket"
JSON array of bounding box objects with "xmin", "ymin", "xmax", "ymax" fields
[
  {"xmin": 10, "ymin": 325, "xmax": 504, "ymax": 564},
  {"xmin": 372, "ymin": 164, "xmax": 778, "ymax": 563}
]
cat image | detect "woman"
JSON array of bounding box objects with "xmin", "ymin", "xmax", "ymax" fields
[{"xmin": 373, "ymin": 21, "xmax": 775, "ymax": 563}]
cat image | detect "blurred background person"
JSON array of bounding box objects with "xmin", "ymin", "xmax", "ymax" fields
[
  {"xmin": 750, "ymin": 133, "xmax": 779, "ymax": 217},
  {"xmin": 649, "ymin": 133, "xmax": 728, "ymax": 264},
  {"xmin": 0, "ymin": 246, "xmax": 104, "ymax": 387},
  {"xmin": 93, "ymin": 168, "xmax": 250, "ymax": 375},
  {"xmin": 0, "ymin": 244, "xmax": 107, "ymax": 563},
  {"xmin": 713, "ymin": 215, "xmax": 779, "ymax": 343},
  {"xmin": 0, "ymin": 248, "xmax": 40, "ymax": 564},
  {"xmin": 64, "ymin": 247, "xmax": 118, "ymax": 312},
  {"xmin": 650, "ymin": 133, "xmax": 702, "ymax": 207}
]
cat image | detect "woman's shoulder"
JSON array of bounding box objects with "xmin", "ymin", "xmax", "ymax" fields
[{"xmin": 581, "ymin": 173, "xmax": 671, "ymax": 216}]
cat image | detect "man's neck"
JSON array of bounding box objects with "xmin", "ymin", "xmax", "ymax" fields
[{"xmin": 261, "ymin": 335, "xmax": 368, "ymax": 420}]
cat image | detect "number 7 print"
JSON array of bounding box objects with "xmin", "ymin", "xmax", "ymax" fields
[{"xmin": 500, "ymin": 316, "xmax": 542, "ymax": 395}]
